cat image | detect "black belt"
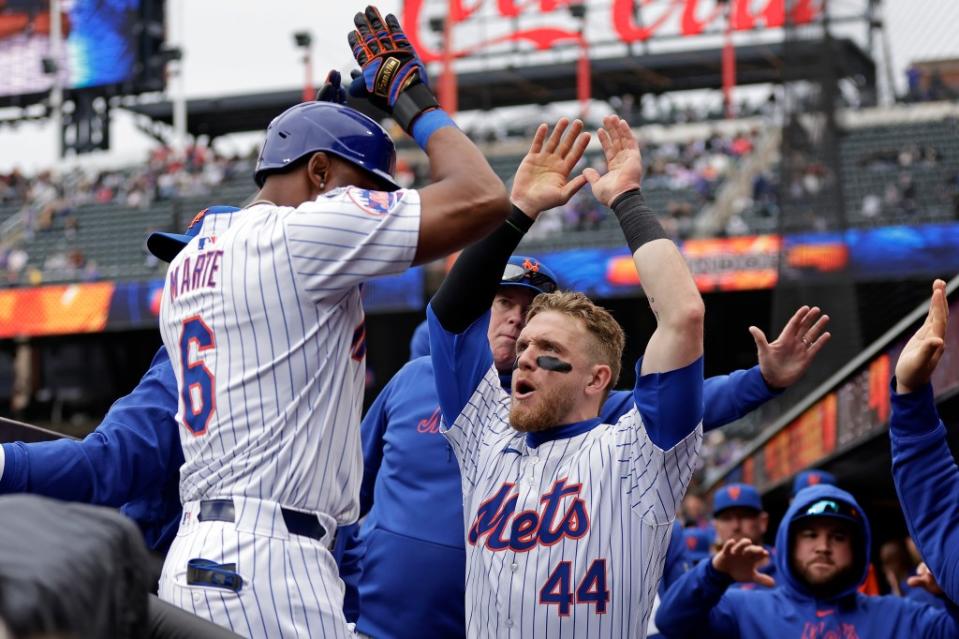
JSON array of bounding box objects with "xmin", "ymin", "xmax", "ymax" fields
[{"xmin": 198, "ymin": 499, "xmax": 328, "ymax": 542}]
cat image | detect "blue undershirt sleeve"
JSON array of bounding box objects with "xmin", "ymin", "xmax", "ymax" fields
[
  {"xmin": 427, "ymin": 304, "xmax": 494, "ymax": 427},
  {"xmin": 633, "ymin": 356, "xmax": 704, "ymax": 450},
  {"xmin": 703, "ymin": 366, "xmax": 780, "ymax": 432}
]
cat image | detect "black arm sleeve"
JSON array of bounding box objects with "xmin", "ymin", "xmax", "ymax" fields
[{"xmin": 429, "ymin": 205, "xmax": 533, "ymax": 333}]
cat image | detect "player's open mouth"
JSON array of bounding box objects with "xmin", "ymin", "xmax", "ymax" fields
[{"xmin": 514, "ymin": 380, "xmax": 536, "ymax": 399}]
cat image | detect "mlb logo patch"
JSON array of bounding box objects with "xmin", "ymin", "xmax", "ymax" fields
[{"xmin": 348, "ymin": 187, "xmax": 402, "ymax": 217}]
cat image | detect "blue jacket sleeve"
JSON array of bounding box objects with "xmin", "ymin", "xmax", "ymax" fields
[
  {"xmin": 659, "ymin": 520, "xmax": 692, "ymax": 596},
  {"xmin": 655, "ymin": 558, "xmax": 740, "ymax": 639},
  {"xmin": 904, "ymin": 595, "xmax": 959, "ymax": 637},
  {"xmin": 427, "ymin": 304, "xmax": 494, "ymax": 427},
  {"xmin": 633, "ymin": 356, "xmax": 704, "ymax": 450},
  {"xmin": 335, "ymin": 522, "xmax": 363, "ymax": 623},
  {"xmin": 357, "ymin": 379, "xmax": 395, "ymax": 519},
  {"xmin": 336, "ymin": 375, "xmax": 398, "ymax": 620},
  {"xmin": 0, "ymin": 348, "xmax": 182, "ymax": 507},
  {"xmin": 702, "ymin": 366, "xmax": 780, "ymax": 432},
  {"xmin": 890, "ymin": 380, "xmax": 959, "ymax": 604}
]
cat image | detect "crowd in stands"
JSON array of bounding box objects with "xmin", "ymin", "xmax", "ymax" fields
[
  {"xmin": 0, "ymin": 147, "xmax": 258, "ymax": 285},
  {"xmin": 524, "ymin": 129, "xmax": 759, "ymax": 242},
  {"xmin": 0, "ymin": 146, "xmax": 256, "ymax": 213},
  {"xmin": 1, "ymin": 111, "xmax": 958, "ymax": 285}
]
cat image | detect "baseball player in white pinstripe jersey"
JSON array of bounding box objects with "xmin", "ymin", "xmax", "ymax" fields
[
  {"xmin": 427, "ymin": 114, "xmax": 705, "ymax": 637},
  {"xmin": 148, "ymin": 12, "xmax": 510, "ymax": 635}
]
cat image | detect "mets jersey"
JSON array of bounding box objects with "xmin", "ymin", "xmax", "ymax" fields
[
  {"xmin": 158, "ymin": 188, "xmax": 420, "ymax": 524},
  {"xmin": 427, "ymin": 305, "xmax": 703, "ymax": 638}
]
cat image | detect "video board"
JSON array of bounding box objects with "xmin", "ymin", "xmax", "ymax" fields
[{"xmin": 0, "ymin": 0, "xmax": 146, "ymax": 101}]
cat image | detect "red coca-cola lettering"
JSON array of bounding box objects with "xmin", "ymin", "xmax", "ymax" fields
[{"xmin": 402, "ymin": 0, "xmax": 821, "ymax": 63}]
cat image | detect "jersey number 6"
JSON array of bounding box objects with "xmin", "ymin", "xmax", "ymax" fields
[{"xmin": 179, "ymin": 316, "xmax": 216, "ymax": 436}]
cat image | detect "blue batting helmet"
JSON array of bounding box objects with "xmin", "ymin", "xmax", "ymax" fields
[{"xmin": 254, "ymin": 101, "xmax": 399, "ymax": 190}]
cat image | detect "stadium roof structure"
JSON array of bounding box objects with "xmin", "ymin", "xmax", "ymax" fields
[{"xmin": 126, "ymin": 37, "xmax": 874, "ymax": 139}]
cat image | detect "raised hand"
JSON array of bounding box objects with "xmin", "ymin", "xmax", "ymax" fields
[
  {"xmin": 315, "ymin": 69, "xmax": 347, "ymax": 104},
  {"xmin": 346, "ymin": 6, "xmax": 434, "ymax": 125},
  {"xmin": 582, "ymin": 114, "xmax": 643, "ymax": 207},
  {"xmin": 750, "ymin": 306, "xmax": 831, "ymax": 389},
  {"xmin": 712, "ymin": 538, "xmax": 776, "ymax": 587},
  {"xmin": 906, "ymin": 561, "xmax": 945, "ymax": 597},
  {"xmin": 510, "ymin": 118, "xmax": 591, "ymax": 217},
  {"xmin": 896, "ymin": 279, "xmax": 948, "ymax": 394}
]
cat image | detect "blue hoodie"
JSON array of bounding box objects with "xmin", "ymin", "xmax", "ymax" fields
[{"xmin": 655, "ymin": 484, "xmax": 959, "ymax": 638}]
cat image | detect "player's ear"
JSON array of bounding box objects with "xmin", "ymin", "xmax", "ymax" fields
[
  {"xmin": 307, "ymin": 152, "xmax": 332, "ymax": 193},
  {"xmin": 584, "ymin": 363, "xmax": 611, "ymax": 398}
]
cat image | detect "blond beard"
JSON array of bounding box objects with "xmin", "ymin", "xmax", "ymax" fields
[{"xmin": 509, "ymin": 384, "xmax": 576, "ymax": 433}]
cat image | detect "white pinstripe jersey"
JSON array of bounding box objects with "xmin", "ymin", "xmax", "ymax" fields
[
  {"xmin": 159, "ymin": 188, "xmax": 420, "ymax": 524},
  {"xmin": 444, "ymin": 364, "xmax": 702, "ymax": 639}
]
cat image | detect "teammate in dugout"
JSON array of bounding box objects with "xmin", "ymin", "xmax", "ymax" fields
[
  {"xmin": 709, "ymin": 482, "xmax": 776, "ymax": 584},
  {"xmin": 654, "ymin": 484, "xmax": 959, "ymax": 638},
  {"xmin": 339, "ymin": 119, "xmax": 830, "ymax": 639},
  {"xmin": 153, "ymin": 5, "xmax": 507, "ymax": 635},
  {"xmin": 890, "ymin": 279, "xmax": 959, "ymax": 606},
  {"xmin": 425, "ymin": 111, "xmax": 705, "ymax": 637}
]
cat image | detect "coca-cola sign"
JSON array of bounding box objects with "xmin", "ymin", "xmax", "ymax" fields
[{"xmin": 403, "ymin": 0, "xmax": 822, "ymax": 63}]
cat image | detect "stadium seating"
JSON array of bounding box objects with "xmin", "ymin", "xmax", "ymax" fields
[{"xmin": 1, "ymin": 108, "xmax": 958, "ymax": 287}]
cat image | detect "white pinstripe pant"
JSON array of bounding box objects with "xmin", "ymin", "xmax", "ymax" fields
[{"xmin": 159, "ymin": 497, "xmax": 354, "ymax": 639}]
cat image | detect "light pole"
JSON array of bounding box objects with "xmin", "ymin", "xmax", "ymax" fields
[
  {"xmin": 293, "ymin": 31, "xmax": 314, "ymax": 102},
  {"xmin": 48, "ymin": 0, "xmax": 63, "ymax": 158}
]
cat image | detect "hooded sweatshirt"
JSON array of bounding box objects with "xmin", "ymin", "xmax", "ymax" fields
[{"xmin": 655, "ymin": 484, "xmax": 959, "ymax": 638}]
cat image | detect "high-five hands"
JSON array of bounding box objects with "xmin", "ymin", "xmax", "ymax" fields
[
  {"xmin": 582, "ymin": 115, "xmax": 643, "ymax": 207},
  {"xmin": 510, "ymin": 118, "xmax": 591, "ymax": 217},
  {"xmin": 752, "ymin": 306, "xmax": 831, "ymax": 389},
  {"xmin": 896, "ymin": 279, "xmax": 948, "ymax": 394}
]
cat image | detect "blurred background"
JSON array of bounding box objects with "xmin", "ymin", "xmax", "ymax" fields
[{"xmin": 0, "ymin": 0, "xmax": 957, "ymax": 594}]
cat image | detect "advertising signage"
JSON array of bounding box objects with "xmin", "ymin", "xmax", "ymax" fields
[{"xmin": 402, "ymin": 0, "xmax": 822, "ymax": 63}]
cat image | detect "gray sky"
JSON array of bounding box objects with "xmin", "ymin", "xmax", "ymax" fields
[{"xmin": 1, "ymin": 0, "xmax": 957, "ymax": 172}]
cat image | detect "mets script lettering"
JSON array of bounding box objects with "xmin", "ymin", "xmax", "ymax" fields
[{"xmin": 469, "ymin": 478, "xmax": 590, "ymax": 552}]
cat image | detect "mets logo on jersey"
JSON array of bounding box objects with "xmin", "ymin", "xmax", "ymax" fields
[
  {"xmin": 348, "ymin": 187, "xmax": 403, "ymax": 217},
  {"xmin": 468, "ymin": 478, "xmax": 590, "ymax": 552}
]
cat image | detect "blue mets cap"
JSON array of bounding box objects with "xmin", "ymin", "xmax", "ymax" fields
[
  {"xmin": 683, "ymin": 528, "xmax": 715, "ymax": 564},
  {"xmin": 791, "ymin": 470, "xmax": 837, "ymax": 497},
  {"xmin": 147, "ymin": 206, "xmax": 240, "ymax": 263},
  {"xmin": 712, "ymin": 483, "xmax": 763, "ymax": 517},
  {"xmin": 500, "ymin": 256, "xmax": 559, "ymax": 295}
]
